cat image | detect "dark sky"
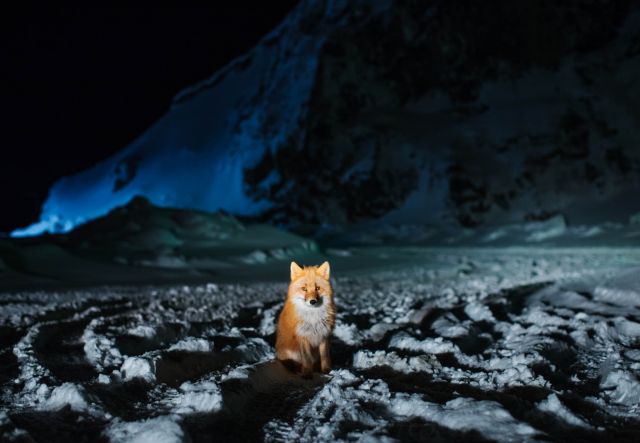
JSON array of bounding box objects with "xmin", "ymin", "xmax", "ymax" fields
[{"xmin": 0, "ymin": 3, "xmax": 298, "ymax": 233}]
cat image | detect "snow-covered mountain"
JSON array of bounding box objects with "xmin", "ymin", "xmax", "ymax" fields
[{"xmin": 14, "ymin": 0, "xmax": 640, "ymax": 237}]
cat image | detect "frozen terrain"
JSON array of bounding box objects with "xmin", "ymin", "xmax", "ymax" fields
[{"xmin": 1, "ymin": 247, "xmax": 640, "ymax": 442}]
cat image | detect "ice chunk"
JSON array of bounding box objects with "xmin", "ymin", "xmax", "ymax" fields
[
  {"xmin": 613, "ymin": 317, "xmax": 640, "ymax": 339},
  {"xmin": 537, "ymin": 393, "xmax": 591, "ymax": 428},
  {"xmin": 432, "ymin": 315, "xmax": 469, "ymax": 338},
  {"xmin": 168, "ymin": 338, "xmax": 212, "ymax": 353},
  {"xmin": 593, "ymin": 286, "xmax": 640, "ymax": 307},
  {"xmin": 121, "ymin": 357, "xmax": 156, "ymax": 383},
  {"xmin": 258, "ymin": 303, "xmax": 282, "ymax": 336},
  {"xmin": 332, "ymin": 322, "xmax": 361, "ymax": 345},
  {"xmin": 220, "ymin": 365, "xmax": 251, "ymax": 381},
  {"xmin": 97, "ymin": 374, "xmax": 111, "ymax": 384},
  {"xmin": 105, "ymin": 416, "xmax": 183, "ymax": 443},
  {"xmin": 127, "ymin": 325, "xmax": 156, "ymax": 338},
  {"xmin": 172, "ymin": 380, "xmax": 222, "ymax": 414},
  {"xmin": 41, "ymin": 383, "xmax": 89, "ymax": 412},
  {"xmin": 601, "ymin": 370, "xmax": 640, "ymax": 407},
  {"xmin": 366, "ymin": 323, "xmax": 401, "ymax": 341},
  {"xmin": 523, "ymin": 308, "xmax": 566, "ymax": 327},
  {"xmin": 352, "ymin": 350, "xmax": 440, "ymax": 373},
  {"xmin": 391, "ymin": 394, "xmax": 539, "ymax": 442},
  {"xmin": 389, "ymin": 332, "xmax": 459, "ymax": 354},
  {"xmin": 82, "ymin": 320, "xmax": 123, "ymax": 370},
  {"xmin": 464, "ymin": 302, "xmax": 495, "ymax": 322}
]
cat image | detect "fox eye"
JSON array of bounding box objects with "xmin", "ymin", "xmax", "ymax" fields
[
  {"xmin": 301, "ymin": 286, "xmax": 307, "ymax": 292},
  {"xmin": 315, "ymin": 285, "xmax": 320, "ymax": 292}
]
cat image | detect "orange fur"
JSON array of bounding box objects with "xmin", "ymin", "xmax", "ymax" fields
[{"xmin": 275, "ymin": 261, "xmax": 336, "ymax": 377}]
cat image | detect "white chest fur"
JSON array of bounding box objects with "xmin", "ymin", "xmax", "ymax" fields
[{"xmin": 293, "ymin": 299, "xmax": 332, "ymax": 347}]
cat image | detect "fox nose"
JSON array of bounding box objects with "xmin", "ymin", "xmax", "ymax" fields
[{"xmin": 309, "ymin": 299, "xmax": 317, "ymax": 305}]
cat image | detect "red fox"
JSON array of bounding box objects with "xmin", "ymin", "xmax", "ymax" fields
[{"xmin": 276, "ymin": 261, "xmax": 336, "ymax": 377}]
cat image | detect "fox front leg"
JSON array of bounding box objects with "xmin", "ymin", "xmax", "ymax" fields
[
  {"xmin": 300, "ymin": 340, "xmax": 314, "ymax": 379},
  {"xmin": 319, "ymin": 339, "xmax": 331, "ymax": 373}
]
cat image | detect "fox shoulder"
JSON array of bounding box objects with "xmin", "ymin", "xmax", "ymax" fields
[{"xmin": 277, "ymin": 301, "xmax": 300, "ymax": 329}]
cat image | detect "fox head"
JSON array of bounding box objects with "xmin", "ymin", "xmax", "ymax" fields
[{"xmin": 288, "ymin": 261, "xmax": 332, "ymax": 308}]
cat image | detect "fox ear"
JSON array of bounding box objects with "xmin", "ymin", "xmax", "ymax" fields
[
  {"xmin": 316, "ymin": 261, "xmax": 330, "ymax": 280},
  {"xmin": 290, "ymin": 261, "xmax": 303, "ymax": 280}
]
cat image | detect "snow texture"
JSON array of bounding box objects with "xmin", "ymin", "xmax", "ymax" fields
[
  {"xmin": 2, "ymin": 248, "xmax": 640, "ymax": 441},
  {"xmin": 171, "ymin": 379, "xmax": 223, "ymax": 415},
  {"xmin": 121, "ymin": 357, "xmax": 156, "ymax": 383},
  {"xmin": 537, "ymin": 394, "xmax": 592, "ymax": 429},
  {"xmin": 105, "ymin": 416, "xmax": 184, "ymax": 443},
  {"xmin": 40, "ymin": 383, "xmax": 89, "ymax": 412},
  {"xmin": 168, "ymin": 338, "xmax": 212, "ymax": 353}
]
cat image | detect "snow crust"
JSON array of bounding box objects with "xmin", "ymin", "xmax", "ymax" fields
[
  {"xmin": 2, "ymin": 248, "xmax": 640, "ymax": 441},
  {"xmin": 171, "ymin": 379, "xmax": 223, "ymax": 415},
  {"xmin": 168, "ymin": 338, "xmax": 212, "ymax": 353},
  {"xmin": 105, "ymin": 416, "xmax": 184, "ymax": 443},
  {"xmin": 391, "ymin": 395, "xmax": 538, "ymax": 442},
  {"xmin": 265, "ymin": 370, "xmax": 539, "ymax": 442},
  {"xmin": 537, "ymin": 393, "xmax": 591, "ymax": 429},
  {"xmin": 121, "ymin": 357, "xmax": 156, "ymax": 383},
  {"xmin": 352, "ymin": 350, "xmax": 441, "ymax": 374},
  {"xmin": 41, "ymin": 383, "xmax": 89, "ymax": 412}
]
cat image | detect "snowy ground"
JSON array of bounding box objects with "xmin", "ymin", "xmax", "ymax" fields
[{"xmin": 1, "ymin": 247, "xmax": 640, "ymax": 442}]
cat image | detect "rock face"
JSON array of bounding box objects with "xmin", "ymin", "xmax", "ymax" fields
[{"xmin": 15, "ymin": 0, "xmax": 640, "ymax": 237}]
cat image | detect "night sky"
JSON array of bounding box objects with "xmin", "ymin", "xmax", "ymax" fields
[{"xmin": 0, "ymin": 4, "xmax": 298, "ymax": 233}]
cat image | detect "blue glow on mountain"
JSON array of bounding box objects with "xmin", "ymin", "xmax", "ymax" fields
[{"xmin": 11, "ymin": 9, "xmax": 322, "ymax": 238}]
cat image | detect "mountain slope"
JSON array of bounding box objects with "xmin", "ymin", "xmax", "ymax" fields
[{"xmin": 14, "ymin": 0, "xmax": 640, "ymax": 237}]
